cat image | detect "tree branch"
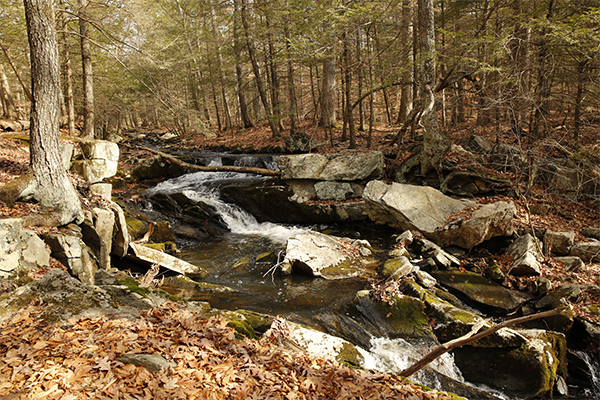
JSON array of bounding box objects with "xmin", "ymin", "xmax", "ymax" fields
[{"xmin": 399, "ymin": 306, "xmax": 568, "ymax": 378}]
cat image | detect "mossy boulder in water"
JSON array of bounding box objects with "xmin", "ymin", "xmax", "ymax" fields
[
  {"xmin": 352, "ymin": 290, "xmax": 435, "ymax": 340},
  {"xmin": 453, "ymin": 329, "xmax": 567, "ymax": 399}
]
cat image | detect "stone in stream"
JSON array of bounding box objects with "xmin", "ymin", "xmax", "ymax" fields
[
  {"xmin": 430, "ymin": 269, "xmax": 531, "ymax": 316},
  {"xmin": 277, "ymin": 150, "xmax": 384, "ymax": 181},
  {"xmin": 280, "ymin": 231, "xmax": 376, "ymax": 280},
  {"xmin": 128, "ymin": 243, "xmax": 207, "ymax": 279},
  {"xmin": 363, "ymin": 180, "xmax": 516, "ymax": 249}
]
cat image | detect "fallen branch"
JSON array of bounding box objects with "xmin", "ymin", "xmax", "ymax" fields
[
  {"xmin": 124, "ymin": 144, "xmax": 281, "ymax": 177},
  {"xmin": 399, "ymin": 306, "xmax": 568, "ymax": 378}
]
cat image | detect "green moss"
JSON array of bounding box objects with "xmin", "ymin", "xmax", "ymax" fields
[
  {"xmin": 335, "ymin": 342, "xmax": 363, "ymax": 367},
  {"xmin": 152, "ymin": 288, "xmax": 184, "ymax": 303},
  {"xmin": 116, "ymin": 277, "xmax": 148, "ymax": 298},
  {"xmin": 584, "ymin": 303, "xmax": 599, "ymax": 315},
  {"xmin": 227, "ymin": 320, "xmax": 257, "ymax": 340}
]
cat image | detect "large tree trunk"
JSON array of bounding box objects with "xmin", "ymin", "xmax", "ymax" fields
[
  {"xmin": 20, "ymin": 0, "xmax": 81, "ymax": 226},
  {"xmin": 418, "ymin": 0, "xmax": 449, "ymax": 176},
  {"xmin": 78, "ymin": 0, "xmax": 95, "ymax": 139},
  {"xmin": 319, "ymin": 56, "xmax": 336, "ymax": 128}
]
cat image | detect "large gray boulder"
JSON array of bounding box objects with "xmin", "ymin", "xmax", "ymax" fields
[
  {"xmin": 363, "ymin": 181, "xmax": 516, "ymax": 249},
  {"xmin": 277, "ymin": 151, "xmax": 384, "ymax": 181},
  {"xmin": 543, "ymin": 230, "xmax": 575, "ymax": 256},
  {"xmin": 0, "ymin": 218, "xmax": 22, "ymax": 277},
  {"xmin": 20, "ymin": 229, "xmax": 50, "ymax": 272},
  {"xmin": 280, "ymin": 231, "xmax": 375, "ymax": 280},
  {"xmin": 569, "ymin": 239, "xmax": 600, "ymax": 263}
]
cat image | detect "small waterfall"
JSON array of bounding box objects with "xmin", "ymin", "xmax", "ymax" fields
[
  {"xmin": 360, "ymin": 337, "xmax": 464, "ymax": 385},
  {"xmin": 574, "ymin": 349, "xmax": 600, "ymax": 396},
  {"xmin": 146, "ymin": 170, "xmax": 305, "ymax": 244}
]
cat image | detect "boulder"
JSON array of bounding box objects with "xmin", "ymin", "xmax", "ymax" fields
[
  {"xmin": 221, "ymin": 178, "xmax": 368, "ymax": 224},
  {"xmin": 569, "ymin": 239, "xmax": 600, "ymax": 263},
  {"xmin": 581, "ymin": 227, "xmax": 600, "ymax": 240},
  {"xmin": 277, "ymin": 151, "xmax": 384, "ymax": 181},
  {"xmin": 59, "ymin": 143, "xmax": 74, "ymax": 169},
  {"xmin": 381, "ymin": 256, "xmax": 414, "ymax": 280},
  {"xmin": 353, "ymin": 290, "xmax": 436, "ymax": 340},
  {"xmin": 41, "ymin": 233, "xmax": 98, "ymax": 284},
  {"xmin": 543, "ymin": 230, "xmax": 575, "ymax": 256},
  {"xmin": 489, "ymin": 143, "xmax": 527, "ymax": 173},
  {"xmin": 280, "ymin": 231, "xmax": 375, "ymax": 280},
  {"xmin": 79, "ymin": 139, "xmax": 119, "ymax": 162},
  {"xmin": 506, "ymin": 234, "xmax": 543, "ymax": 276},
  {"xmin": 0, "ymin": 119, "xmax": 24, "ymax": 132},
  {"xmin": 19, "ymin": 229, "xmax": 50, "ymax": 272},
  {"xmin": 555, "ymin": 256, "xmax": 584, "ymax": 272},
  {"xmin": 453, "ymin": 330, "xmax": 567, "ymax": 399},
  {"xmin": 403, "ymin": 281, "xmax": 527, "ymax": 348},
  {"xmin": 90, "ymin": 183, "xmax": 112, "ymax": 201},
  {"xmin": 363, "ymin": 181, "xmax": 515, "ymax": 249},
  {"xmin": 131, "ymin": 155, "xmax": 185, "ymax": 180},
  {"xmin": 71, "ymin": 159, "xmax": 118, "ymax": 183},
  {"xmin": 79, "ymin": 208, "xmax": 115, "ymax": 270},
  {"xmin": 0, "ymin": 218, "xmax": 22, "ymax": 277},
  {"xmin": 430, "ymin": 269, "xmax": 530, "ymax": 316},
  {"xmin": 460, "ymin": 134, "xmax": 493, "ymax": 154},
  {"xmin": 440, "ymin": 170, "xmax": 513, "ymax": 197},
  {"xmin": 411, "ymin": 238, "xmax": 460, "ymax": 270},
  {"xmin": 129, "ymin": 243, "xmax": 207, "ymax": 279},
  {"xmin": 109, "ymin": 202, "xmax": 130, "ymax": 258}
]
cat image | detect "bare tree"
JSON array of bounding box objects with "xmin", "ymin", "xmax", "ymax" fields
[{"xmin": 78, "ymin": 0, "xmax": 95, "ymax": 138}]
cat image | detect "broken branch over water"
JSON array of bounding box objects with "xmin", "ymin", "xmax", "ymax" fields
[{"xmin": 400, "ymin": 306, "xmax": 568, "ymax": 378}]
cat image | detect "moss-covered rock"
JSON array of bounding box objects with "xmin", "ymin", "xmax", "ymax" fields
[{"xmin": 353, "ymin": 290, "xmax": 435, "ymax": 340}]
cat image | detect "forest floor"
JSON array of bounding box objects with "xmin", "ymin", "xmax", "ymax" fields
[{"xmin": 0, "ymin": 119, "xmax": 599, "ymax": 398}]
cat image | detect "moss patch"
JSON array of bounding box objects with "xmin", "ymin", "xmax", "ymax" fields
[{"xmin": 116, "ymin": 277, "xmax": 148, "ymax": 298}]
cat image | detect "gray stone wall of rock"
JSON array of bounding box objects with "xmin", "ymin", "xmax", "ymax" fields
[
  {"xmin": 0, "ymin": 218, "xmax": 22, "ymax": 277},
  {"xmin": 363, "ymin": 180, "xmax": 516, "ymax": 249},
  {"xmin": 507, "ymin": 234, "xmax": 543, "ymax": 276},
  {"xmin": 41, "ymin": 233, "xmax": 98, "ymax": 284},
  {"xmin": 110, "ymin": 202, "xmax": 130, "ymax": 258}
]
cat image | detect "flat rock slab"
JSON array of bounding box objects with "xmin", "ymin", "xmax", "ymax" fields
[
  {"xmin": 431, "ymin": 270, "xmax": 530, "ymax": 316},
  {"xmin": 129, "ymin": 243, "xmax": 207, "ymax": 279},
  {"xmin": 363, "ymin": 181, "xmax": 516, "ymax": 249}
]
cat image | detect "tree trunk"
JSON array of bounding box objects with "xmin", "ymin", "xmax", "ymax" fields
[
  {"xmin": 233, "ymin": 0, "xmax": 253, "ymax": 129},
  {"xmin": 343, "ymin": 30, "xmax": 356, "ymax": 148},
  {"xmin": 22, "ymin": 0, "xmax": 82, "ymax": 225},
  {"xmin": 319, "ymin": 56, "xmax": 336, "ymax": 128},
  {"xmin": 0, "ymin": 64, "xmax": 17, "ymax": 119},
  {"xmin": 59, "ymin": 0, "xmax": 76, "ymax": 136},
  {"xmin": 508, "ymin": 0, "xmax": 530, "ymax": 134},
  {"xmin": 356, "ymin": 28, "xmax": 364, "ymax": 132},
  {"xmin": 284, "ymin": 1, "xmax": 297, "ymax": 134},
  {"xmin": 573, "ymin": 60, "xmax": 587, "ymax": 145},
  {"xmin": 418, "ymin": 0, "xmax": 449, "ymax": 176},
  {"xmin": 240, "ymin": 0, "xmax": 279, "ymax": 138},
  {"xmin": 397, "ymin": 0, "xmax": 413, "ymax": 124},
  {"xmin": 78, "ymin": 0, "xmax": 95, "ymax": 139}
]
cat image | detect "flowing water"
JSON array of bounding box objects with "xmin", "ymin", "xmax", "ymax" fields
[{"xmin": 145, "ymin": 164, "xmax": 471, "ymax": 391}]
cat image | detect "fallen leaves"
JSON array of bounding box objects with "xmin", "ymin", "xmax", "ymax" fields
[{"xmin": 0, "ymin": 301, "xmax": 452, "ymax": 400}]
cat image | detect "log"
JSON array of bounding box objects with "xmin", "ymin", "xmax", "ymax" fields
[
  {"xmin": 399, "ymin": 306, "xmax": 568, "ymax": 378},
  {"xmin": 124, "ymin": 144, "xmax": 281, "ymax": 177}
]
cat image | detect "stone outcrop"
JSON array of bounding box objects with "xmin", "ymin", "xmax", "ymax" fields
[
  {"xmin": 41, "ymin": 233, "xmax": 98, "ymax": 285},
  {"xmin": 544, "ymin": 230, "xmax": 575, "ymax": 256},
  {"xmin": 280, "ymin": 231, "xmax": 375, "ymax": 280},
  {"xmin": 569, "ymin": 239, "xmax": 600, "ymax": 263},
  {"xmin": 363, "ymin": 180, "xmax": 516, "ymax": 249},
  {"xmin": 71, "ymin": 139, "xmax": 119, "ymax": 183}
]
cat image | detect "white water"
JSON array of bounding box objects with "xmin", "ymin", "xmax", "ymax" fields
[
  {"xmin": 360, "ymin": 337, "xmax": 464, "ymax": 383},
  {"xmin": 146, "ymin": 171, "xmax": 306, "ymax": 244}
]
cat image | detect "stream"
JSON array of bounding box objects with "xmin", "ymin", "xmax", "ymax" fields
[{"xmin": 140, "ymin": 151, "xmax": 598, "ymax": 399}]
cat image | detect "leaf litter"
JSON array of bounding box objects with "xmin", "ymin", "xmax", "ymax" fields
[{"xmin": 0, "ymin": 299, "xmax": 452, "ymax": 400}]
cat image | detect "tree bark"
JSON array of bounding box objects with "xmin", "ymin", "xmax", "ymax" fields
[
  {"xmin": 319, "ymin": 56, "xmax": 336, "ymax": 128},
  {"xmin": 233, "ymin": 0, "xmax": 253, "ymax": 129},
  {"xmin": 0, "ymin": 64, "xmax": 17, "ymax": 119},
  {"xmin": 59, "ymin": 0, "xmax": 76, "ymax": 136},
  {"xmin": 418, "ymin": 0, "xmax": 449, "ymax": 176},
  {"xmin": 21, "ymin": 0, "xmax": 82, "ymax": 226},
  {"xmin": 397, "ymin": 0, "xmax": 413, "ymax": 124},
  {"xmin": 78, "ymin": 0, "xmax": 95, "ymax": 139}
]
